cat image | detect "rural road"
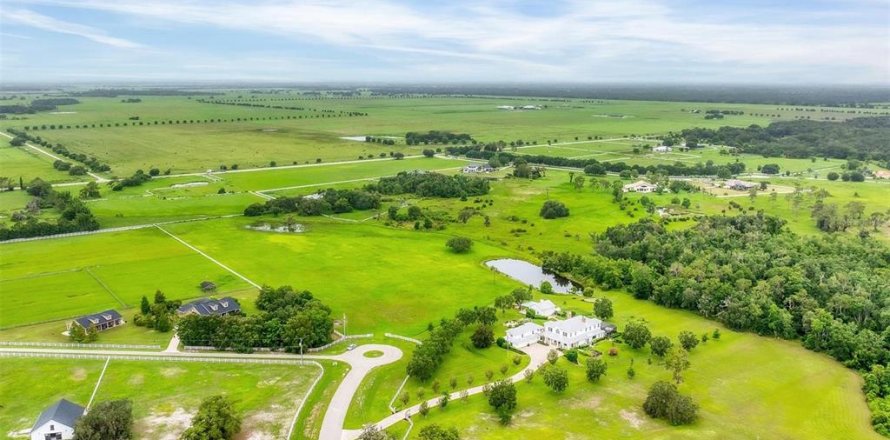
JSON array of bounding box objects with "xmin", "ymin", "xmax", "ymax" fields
[
  {"xmin": 0, "ymin": 343, "xmax": 403, "ymax": 440},
  {"xmin": 341, "ymin": 343, "xmax": 553, "ymax": 440}
]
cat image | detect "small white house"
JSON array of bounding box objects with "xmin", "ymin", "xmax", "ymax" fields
[
  {"xmin": 505, "ymin": 322, "xmax": 543, "ymax": 348},
  {"xmin": 521, "ymin": 299, "xmax": 559, "ymax": 317},
  {"xmin": 462, "ymin": 164, "xmax": 494, "ymax": 174},
  {"xmin": 496, "ymin": 105, "xmax": 515, "ymax": 110},
  {"xmin": 622, "ymin": 180, "xmax": 658, "ymax": 193},
  {"xmin": 31, "ymin": 399, "xmax": 84, "ymax": 440},
  {"xmin": 542, "ymin": 316, "xmax": 605, "ymax": 349},
  {"xmin": 725, "ymin": 179, "xmax": 757, "ymax": 191},
  {"xmin": 652, "ymin": 145, "xmax": 673, "ymax": 153}
]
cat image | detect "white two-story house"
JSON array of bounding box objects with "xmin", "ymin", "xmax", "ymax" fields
[{"xmin": 542, "ymin": 316, "xmax": 605, "ymax": 349}]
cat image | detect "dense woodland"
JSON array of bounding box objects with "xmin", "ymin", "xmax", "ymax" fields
[
  {"xmin": 244, "ymin": 188, "xmax": 380, "ymax": 216},
  {"xmin": 0, "ymin": 98, "xmax": 80, "ymax": 114},
  {"xmin": 405, "ymin": 130, "xmax": 475, "ymax": 145},
  {"xmin": 177, "ymin": 285, "xmax": 333, "ymax": 352},
  {"xmin": 366, "ymin": 171, "xmax": 491, "ymax": 197},
  {"xmin": 681, "ymin": 117, "xmax": 890, "ymax": 164},
  {"xmin": 542, "ymin": 215, "xmax": 890, "ymax": 432}
]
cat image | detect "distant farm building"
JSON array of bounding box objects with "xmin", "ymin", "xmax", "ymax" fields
[
  {"xmin": 652, "ymin": 145, "xmax": 673, "ymax": 153},
  {"xmin": 177, "ymin": 297, "xmax": 241, "ymax": 317},
  {"xmin": 68, "ymin": 309, "xmax": 123, "ymax": 333},
  {"xmin": 622, "ymin": 181, "xmax": 659, "ymax": 193},
  {"xmin": 725, "ymin": 179, "xmax": 758, "ymax": 190},
  {"xmin": 874, "ymin": 170, "xmax": 890, "ymax": 179},
  {"xmin": 31, "ymin": 399, "xmax": 84, "ymax": 440},
  {"xmin": 462, "ymin": 164, "xmax": 494, "ymax": 174},
  {"xmin": 496, "ymin": 105, "xmax": 515, "ymax": 110},
  {"xmin": 522, "ymin": 299, "xmax": 560, "ymax": 317},
  {"xmin": 520, "ymin": 105, "xmax": 542, "ymax": 110},
  {"xmin": 505, "ymin": 322, "xmax": 544, "ymax": 348}
]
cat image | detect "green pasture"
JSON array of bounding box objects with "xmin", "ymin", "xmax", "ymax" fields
[
  {"xmin": 163, "ymin": 216, "xmax": 518, "ymax": 335},
  {"xmin": 0, "ymin": 227, "xmax": 253, "ymax": 328},
  {"xmin": 389, "ymin": 289, "xmax": 879, "ymax": 440},
  {"xmin": 0, "ymin": 143, "xmax": 86, "ymax": 184},
  {"xmin": 0, "ymin": 357, "xmax": 316, "ymax": 440}
]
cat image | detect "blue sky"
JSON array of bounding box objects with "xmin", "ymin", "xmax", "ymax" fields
[{"xmin": 1, "ymin": 0, "xmax": 888, "ymax": 84}]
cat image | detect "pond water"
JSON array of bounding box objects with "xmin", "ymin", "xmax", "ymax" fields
[
  {"xmin": 245, "ymin": 223, "xmax": 305, "ymax": 233},
  {"xmin": 485, "ymin": 258, "xmax": 579, "ymax": 293}
]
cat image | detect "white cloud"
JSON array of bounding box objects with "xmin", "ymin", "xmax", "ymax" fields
[{"xmin": 1, "ymin": 8, "xmax": 143, "ymax": 48}]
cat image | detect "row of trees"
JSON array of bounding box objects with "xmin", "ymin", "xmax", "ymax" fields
[
  {"xmin": 405, "ymin": 131, "xmax": 474, "ymax": 145},
  {"xmin": 0, "ymin": 178, "xmax": 100, "ymax": 241},
  {"xmin": 8, "ymin": 128, "xmax": 111, "ymax": 172},
  {"xmin": 196, "ymin": 98, "xmax": 368, "ymax": 117},
  {"xmin": 367, "ymin": 171, "xmax": 490, "ymax": 198},
  {"xmin": 177, "ymin": 285, "xmax": 333, "ymax": 352},
  {"xmin": 244, "ymin": 188, "xmax": 380, "ymax": 217}
]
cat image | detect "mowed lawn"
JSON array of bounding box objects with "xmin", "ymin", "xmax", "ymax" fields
[
  {"xmin": 393, "ymin": 290, "xmax": 880, "ymax": 440},
  {"xmin": 164, "ymin": 217, "xmax": 519, "ymax": 335},
  {"xmin": 0, "ymin": 227, "xmax": 253, "ymax": 328},
  {"xmin": 0, "ymin": 357, "xmax": 316, "ymax": 440}
]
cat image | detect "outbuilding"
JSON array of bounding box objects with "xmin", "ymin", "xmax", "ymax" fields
[
  {"xmin": 30, "ymin": 399, "xmax": 84, "ymax": 440},
  {"xmin": 505, "ymin": 322, "xmax": 544, "ymax": 348}
]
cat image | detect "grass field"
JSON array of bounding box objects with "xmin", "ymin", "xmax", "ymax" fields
[
  {"xmin": 0, "ymin": 357, "xmax": 317, "ymax": 440},
  {"xmin": 0, "ymin": 227, "xmax": 253, "ymax": 328}
]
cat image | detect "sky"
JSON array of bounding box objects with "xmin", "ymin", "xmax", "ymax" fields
[{"xmin": 1, "ymin": 0, "xmax": 888, "ymax": 84}]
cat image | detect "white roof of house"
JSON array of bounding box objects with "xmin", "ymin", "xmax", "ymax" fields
[
  {"xmin": 507, "ymin": 322, "xmax": 543, "ymax": 336},
  {"xmin": 545, "ymin": 315, "xmax": 601, "ymax": 333},
  {"xmin": 624, "ymin": 180, "xmax": 656, "ymax": 188},
  {"xmin": 523, "ymin": 299, "xmax": 556, "ymax": 309}
]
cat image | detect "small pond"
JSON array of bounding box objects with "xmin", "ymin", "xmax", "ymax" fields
[
  {"xmin": 485, "ymin": 258, "xmax": 580, "ymax": 294},
  {"xmin": 245, "ymin": 223, "xmax": 305, "ymax": 233}
]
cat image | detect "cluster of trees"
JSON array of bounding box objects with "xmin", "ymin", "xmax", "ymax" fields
[
  {"xmin": 0, "ymin": 98, "xmax": 80, "ymax": 114},
  {"xmin": 180, "ymin": 395, "xmax": 242, "ymax": 440},
  {"xmin": 643, "ymin": 381, "xmax": 698, "ymax": 425},
  {"xmin": 133, "ymin": 291, "xmax": 179, "ymax": 332},
  {"xmin": 367, "ymin": 171, "xmax": 490, "ymax": 198},
  {"xmin": 73, "ymin": 400, "xmax": 132, "ymax": 440},
  {"xmin": 69, "ymin": 322, "xmax": 99, "ymax": 343},
  {"xmin": 703, "ymin": 109, "xmax": 744, "ymax": 119},
  {"xmin": 545, "ymin": 215, "xmax": 890, "ymax": 384},
  {"xmin": 864, "ymin": 365, "xmax": 890, "ymax": 435},
  {"xmin": 53, "ymin": 160, "xmax": 88, "ymax": 176},
  {"xmin": 539, "ymin": 200, "xmax": 569, "ymax": 219},
  {"xmin": 7, "ymin": 128, "xmax": 111, "ymax": 172},
  {"xmin": 0, "ymin": 179, "xmax": 100, "ymax": 241},
  {"xmin": 111, "ymin": 170, "xmax": 152, "ymax": 191},
  {"xmin": 680, "ymin": 117, "xmax": 890, "ymax": 164},
  {"xmin": 177, "ymin": 285, "xmax": 333, "ymax": 352},
  {"xmin": 365, "ymin": 136, "xmax": 397, "ymax": 145},
  {"xmin": 446, "ymin": 146, "xmax": 747, "ymax": 178},
  {"xmin": 244, "ymin": 188, "xmax": 380, "ymax": 217},
  {"xmin": 810, "ymin": 200, "xmax": 887, "ymax": 233},
  {"xmin": 446, "ymin": 237, "xmax": 473, "ymax": 253},
  {"xmin": 405, "ymin": 131, "xmax": 474, "ymax": 145}
]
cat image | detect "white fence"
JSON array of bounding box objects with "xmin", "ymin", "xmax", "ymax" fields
[
  {"xmin": 0, "ymin": 351, "xmax": 313, "ymax": 365},
  {"xmin": 307, "ymin": 333, "xmax": 373, "ymax": 353},
  {"xmin": 0, "ymin": 341, "xmax": 161, "ymax": 350},
  {"xmin": 183, "ymin": 346, "xmax": 279, "ymax": 352},
  {"xmin": 384, "ymin": 333, "xmax": 422, "ymax": 345}
]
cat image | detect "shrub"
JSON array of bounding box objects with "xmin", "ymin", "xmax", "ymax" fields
[
  {"xmin": 539, "ymin": 200, "xmax": 569, "ymax": 219},
  {"xmin": 643, "ymin": 381, "xmax": 698, "ymax": 425},
  {"xmin": 446, "ymin": 237, "xmax": 473, "ymax": 253}
]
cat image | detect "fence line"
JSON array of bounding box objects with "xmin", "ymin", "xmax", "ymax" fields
[
  {"xmin": 0, "ymin": 341, "xmax": 161, "ymax": 349},
  {"xmin": 389, "ymin": 375, "xmax": 411, "ymax": 412},
  {"xmin": 384, "ymin": 333, "xmax": 422, "ymax": 345},
  {"xmin": 0, "ymin": 351, "xmax": 311, "ymax": 365},
  {"xmin": 307, "ymin": 333, "xmax": 373, "ymax": 353}
]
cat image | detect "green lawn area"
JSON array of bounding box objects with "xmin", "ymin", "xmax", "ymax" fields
[
  {"xmin": 391, "ymin": 290, "xmax": 880, "ymax": 440},
  {"xmin": 0, "ymin": 318, "xmax": 174, "ymax": 346},
  {"xmin": 0, "ymin": 357, "xmax": 317, "ymax": 440},
  {"xmin": 0, "ymin": 143, "xmax": 86, "ymax": 184},
  {"xmin": 0, "ymin": 227, "xmax": 253, "ymax": 328}
]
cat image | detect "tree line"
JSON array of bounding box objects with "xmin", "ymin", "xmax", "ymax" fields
[
  {"xmin": 17, "ymin": 112, "xmax": 359, "ymax": 132},
  {"xmin": 366, "ymin": 171, "xmax": 491, "ymax": 198},
  {"xmin": 446, "ymin": 146, "xmax": 747, "ymax": 178},
  {"xmin": 0, "ymin": 98, "xmax": 80, "ymax": 114},
  {"xmin": 244, "ymin": 188, "xmax": 381, "ymax": 217},
  {"xmin": 195, "ymin": 98, "xmax": 368, "ymax": 116},
  {"xmin": 0, "ymin": 178, "xmax": 100, "ymax": 241},
  {"xmin": 8, "ymin": 128, "xmax": 111, "ymax": 172},
  {"xmin": 177, "ymin": 285, "xmax": 333, "ymax": 352},
  {"xmin": 680, "ymin": 116, "xmax": 890, "ymax": 165},
  {"xmin": 405, "ymin": 131, "xmax": 475, "ymax": 145}
]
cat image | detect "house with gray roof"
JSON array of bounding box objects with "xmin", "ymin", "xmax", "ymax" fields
[
  {"xmin": 68, "ymin": 309, "xmax": 123, "ymax": 332},
  {"xmin": 177, "ymin": 297, "xmax": 241, "ymax": 317},
  {"xmin": 31, "ymin": 399, "xmax": 84, "ymax": 440}
]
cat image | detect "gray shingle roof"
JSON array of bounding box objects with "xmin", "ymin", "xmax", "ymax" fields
[
  {"xmin": 177, "ymin": 297, "xmax": 240, "ymax": 316},
  {"xmin": 32, "ymin": 399, "xmax": 84, "ymax": 432},
  {"xmin": 73, "ymin": 309, "xmax": 122, "ymax": 329}
]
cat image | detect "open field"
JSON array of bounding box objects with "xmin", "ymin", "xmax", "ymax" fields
[
  {"xmin": 0, "ymin": 227, "xmax": 254, "ymax": 328},
  {"xmin": 0, "ymin": 357, "xmax": 316, "ymax": 440},
  {"xmin": 390, "ymin": 289, "xmax": 880, "ymax": 440}
]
